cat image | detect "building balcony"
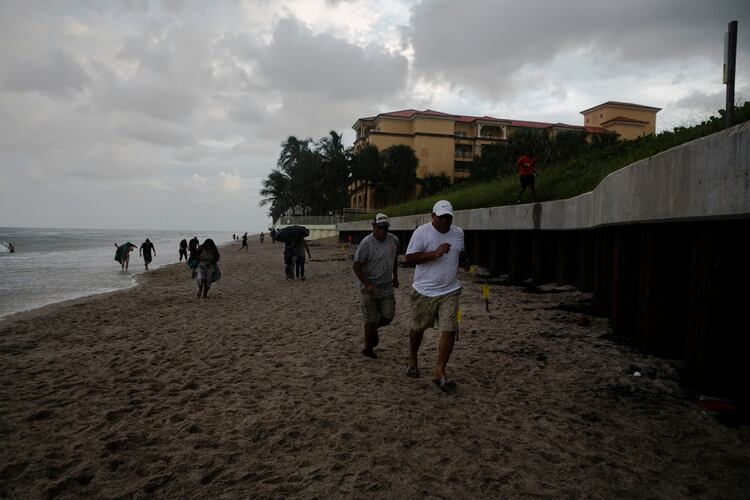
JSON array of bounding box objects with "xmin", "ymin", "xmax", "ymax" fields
[{"xmin": 455, "ymin": 150, "xmax": 474, "ymax": 160}]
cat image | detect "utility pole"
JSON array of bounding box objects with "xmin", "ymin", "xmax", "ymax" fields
[{"xmin": 724, "ymin": 20, "xmax": 738, "ymax": 128}]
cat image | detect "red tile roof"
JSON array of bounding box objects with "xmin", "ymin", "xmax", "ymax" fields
[
  {"xmin": 354, "ymin": 109, "xmax": 618, "ymax": 134},
  {"xmin": 580, "ymin": 101, "xmax": 661, "ymax": 114}
]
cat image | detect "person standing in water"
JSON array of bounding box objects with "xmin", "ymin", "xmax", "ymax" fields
[
  {"xmin": 179, "ymin": 239, "xmax": 188, "ymax": 262},
  {"xmin": 114, "ymin": 242, "xmax": 136, "ymax": 271},
  {"xmin": 140, "ymin": 238, "xmax": 156, "ymax": 270}
]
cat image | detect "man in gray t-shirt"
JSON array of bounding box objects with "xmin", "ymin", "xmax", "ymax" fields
[{"xmin": 352, "ymin": 213, "xmax": 400, "ymax": 359}]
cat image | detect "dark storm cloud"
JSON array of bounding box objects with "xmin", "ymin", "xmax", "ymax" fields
[
  {"xmin": 249, "ymin": 18, "xmax": 409, "ymax": 100},
  {"xmin": 408, "ymin": 0, "xmax": 749, "ymax": 92},
  {"xmin": 2, "ymin": 49, "xmax": 90, "ymax": 100}
]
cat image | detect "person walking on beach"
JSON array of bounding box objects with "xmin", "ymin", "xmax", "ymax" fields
[
  {"xmin": 140, "ymin": 238, "xmax": 156, "ymax": 270},
  {"xmin": 270, "ymin": 227, "xmax": 277, "ymax": 244},
  {"xmin": 405, "ymin": 200, "xmax": 469, "ymax": 392},
  {"xmin": 283, "ymin": 240, "xmax": 295, "ymax": 279},
  {"xmin": 353, "ymin": 213, "xmax": 399, "ymax": 359},
  {"xmin": 179, "ymin": 239, "xmax": 188, "ymax": 262},
  {"xmin": 114, "ymin": 242, "xmax": 136, "ymax": 271},
  {"xmin": 239, "ymin": 232, "xmax": 248, "ymax": 252},
  {"xmin": 195, "ymin": 238, "xmax": 220, "ymax": 298},
  {"xmin": 516, "ymin": 153, "xmax": 537, "ymax": 203},
  {"xmin": 187, "ymin": 236, "xmax": 200, "ymax": 277},
  {"xmin": 293, "ymin": 238, "xmax": 312, "ymax": 280},
  {"xmin": 259, "ymin": 231, "xmax": 265, "ymax": 243},
  {"xmin": 188, "ymin": 237, "xmax": 199, "ymax": 259}
]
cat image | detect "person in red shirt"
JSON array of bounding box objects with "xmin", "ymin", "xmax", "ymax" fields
[{"xmin": 516, "ymin": 154, "xmax": 537, "ymax": 203}]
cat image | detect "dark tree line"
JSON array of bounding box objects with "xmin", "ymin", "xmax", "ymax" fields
[
  {"xmin": 259, "ymin": 133, "xmax": 349, "ymax": 222},
  {"xmin": 468, "ymin": 129, "xmax": 618, "ymax": 182},
  {"xmin": 260, "ymin": 128, "xmax": 618, "ymax": 220},
  {"xmin": 260, "ymin": 133, "xmax": 419, "ymax": 222}
]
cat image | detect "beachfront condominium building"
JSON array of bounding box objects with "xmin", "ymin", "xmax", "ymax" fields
[
  {"xmin": 580, "ymin": 101, "xmax": 661, "ymax": 141},
  {"xmin": 349, "ymin": 101, "xmax": 660, "ymax": 210}
]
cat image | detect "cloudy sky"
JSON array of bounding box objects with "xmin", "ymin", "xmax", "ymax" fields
[{"xmin": 1, "ymin": 0, "xmax": 748, "ymax": 231}]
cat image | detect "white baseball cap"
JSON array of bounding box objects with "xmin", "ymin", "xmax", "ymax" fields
[
  {"xmin": 373, "ymin": 213, "xmax": 389, "ymax": 226},
  {"xmin": 432, "ymin": 200, "xmax": 454, "ymax": 217}
]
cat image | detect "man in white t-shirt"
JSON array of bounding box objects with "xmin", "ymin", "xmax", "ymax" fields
[{"xmin": 404, "ymin": 200, "xmax": 469, "ymax": 392}]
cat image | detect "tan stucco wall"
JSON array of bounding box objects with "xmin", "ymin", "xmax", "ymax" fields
[
  {"xmin": 368, "ymin": 135, "xmax": 414, "ymax": 151},
  {"xmin": 377, "ymin": 117, "xmax": 413, "ymax": 134},
  {"xmin": 413, "ymin": 117, "xmax": 455, "ymax": 135},
  {"xmin": 609, "ymin": 123, "xmax": 652, "ymax": 141},
  {"xmin": 583, "ymin": 105, "xmax": 657, "ymax": 138},
  {"xmin": 455, "ymin": 123, "xmax": 473, "ymax": 136},
  {"xmin": 413, "ymin": 135, "xmax": 455, "ymax": 178}
]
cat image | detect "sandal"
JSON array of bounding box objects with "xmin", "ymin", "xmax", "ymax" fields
[
  {"xmin": 406, "ymin": 366, "xmax": 420, "ymax": 378},
  {"xmin": 433, "ymin": 377, "xmax": 457, "ymax": 393}
]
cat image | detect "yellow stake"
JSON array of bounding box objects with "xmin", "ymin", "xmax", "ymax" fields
[
  {"xmin": 482, "ymin": 284, "xmax": 490, "ymax": 299},
  {"xmin": 457, "ymin": 306, "xmax": 462, "ymax": 324}
]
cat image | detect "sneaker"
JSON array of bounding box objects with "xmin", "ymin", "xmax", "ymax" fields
[{"xmin": 406, "ymin": 366, "xmax": 420, "ymax": 378}]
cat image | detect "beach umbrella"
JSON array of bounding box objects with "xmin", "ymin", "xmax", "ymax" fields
[{"xmin": 274, "ymin": 225, "xmax": 309, "ymax": 243}]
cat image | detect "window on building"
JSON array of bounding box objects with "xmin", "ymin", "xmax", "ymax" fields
[{"xmin": 454, "ymin": 161, "xmax": 470, "ymax": 173}]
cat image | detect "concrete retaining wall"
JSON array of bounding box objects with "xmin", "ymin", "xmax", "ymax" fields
[{"xmin": 338, "ymin": 121, "xmax": 750, "ymax": 233}]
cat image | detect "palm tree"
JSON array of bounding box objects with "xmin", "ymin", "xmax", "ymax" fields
[
  {"xmin": 316, "ymin": 131, "xmax": 350, "ymax": 213},
  {"xmin": 378, "ymin": 144, "xmax": 418, "ymax": 205},
  {"xmin": 351, "ymin": 144, "xmax": 381, "ymax": 209},
  {"xmin": 259, "ymin": 169, "xmax": 293, "ymax": 223},
  {"xmin": 278, "ymin": 136, "xmax": 312, "ymax": 175},
  {"xmin": 469, "ymin": 143, "xmax": 510, "ymax": 181},
  {"xmin": 419, "ymin": 173, "xmax": 452, "ymax": 198}
]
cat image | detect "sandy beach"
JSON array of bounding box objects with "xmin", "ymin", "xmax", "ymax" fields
[{"xmin": 1, "ymin": 236, "xmax": 748, "ymax": 498}]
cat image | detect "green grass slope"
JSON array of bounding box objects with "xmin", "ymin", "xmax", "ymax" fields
[{"xmin": 366, "ymin": 103, "xmax": 749, "ymax": 219}]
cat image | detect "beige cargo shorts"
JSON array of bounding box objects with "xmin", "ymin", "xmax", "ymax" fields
[
  {"xmin": 410, "ymin": 288, "xmax": 461, "ymax": 332},
  {"xmin": 360, "ymin": 291, "xmax": 396, "ymax": 324}
]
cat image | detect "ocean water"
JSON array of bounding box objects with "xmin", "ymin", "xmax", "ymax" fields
[{"xmin": 0, "ymin": 227, "xmax": 232, "ymax": 320}]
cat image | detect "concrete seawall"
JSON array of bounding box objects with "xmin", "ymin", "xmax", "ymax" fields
[
  {"xmin": 338, "ymin": 122, "xmax": 750, "ymax": 399},
  {"xmin": 339, "ymin": 121, "xmax": 749, "ymax": 232}
]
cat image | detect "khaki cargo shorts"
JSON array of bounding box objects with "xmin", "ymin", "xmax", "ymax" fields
[
  {"xmin": 410, "ymin": 288, "xmax": 461, "ymax": 332},
  {"xmin": 360, "ymin": 292, "xmax": 396, "ymax": 324}
]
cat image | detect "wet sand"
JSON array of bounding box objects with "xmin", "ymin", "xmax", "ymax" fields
[{"xmin": 1, "ymin": 236, "xmax": 748, "ymax": 498}]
